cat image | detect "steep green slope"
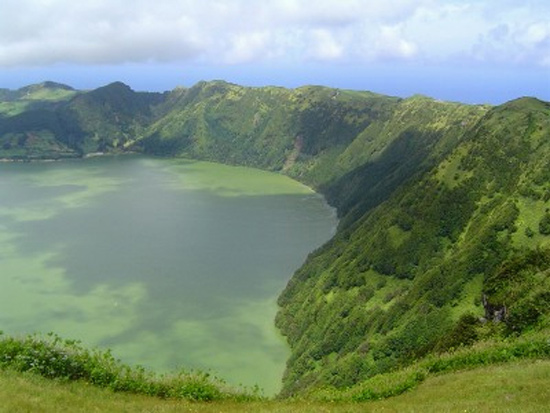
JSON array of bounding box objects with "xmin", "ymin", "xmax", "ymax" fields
[
  {"xmin": 0, "ymin": 81, "xmax": 76, "ymax": 118},
  {"xmin": 60, "ymin": 82, "xmax": 165, "ymax": 152},
  {"xmin": 136, "ymin": 81, "xmax": 488, "ymax": 213},
  {"xmin": 320, "ymin": 96, "xmax": 486, "ymax": 223},
  {"xmin": 275, "ymin": 97, "xmax": 550, "ymax": 395},
  {"xmin": 0, "ymin": 82, "xmax": 79, "ymax": 158},
  {"xmin": 0, "ymin": 82, "xmax": 163, "ymax": 158},
  {"xmin": 137, "ymin": 81, "xmax": 402, "ymax": 179}
]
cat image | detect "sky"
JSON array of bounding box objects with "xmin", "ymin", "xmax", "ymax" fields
[{"xmin": 0, "ymin": 0, "xmax": 549, "ymax": 104}]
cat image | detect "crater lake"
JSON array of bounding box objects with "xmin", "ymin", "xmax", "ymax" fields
[{"xmin": 0, "ymin": 156, "xmax": 337, "ymax": 395}]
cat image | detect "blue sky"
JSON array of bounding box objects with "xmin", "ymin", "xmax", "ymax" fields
[{"xmin": 1, "ymin": 0, "xmax": 548, "ymax": 104}]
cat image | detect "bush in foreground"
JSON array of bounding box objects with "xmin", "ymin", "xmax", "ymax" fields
[{"xmin": 0, "ymin": 332, "xmax": 260, "ymax": 402}]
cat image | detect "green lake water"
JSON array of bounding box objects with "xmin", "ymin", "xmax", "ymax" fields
[{"xmin": 0, "ymin": 156, "xmax": 337, "ymax": 395}]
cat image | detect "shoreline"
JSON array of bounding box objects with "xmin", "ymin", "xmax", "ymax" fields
[{"xmin": 0, "ymin": 150, "xmax": 142, "ymax": 163}]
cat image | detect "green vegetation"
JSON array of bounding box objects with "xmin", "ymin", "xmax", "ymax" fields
[
  {"xmin": 0, "ymin": 81, "xmax": 163, "ymax": 157},
  {"xmin": 306, "ymin": 330, "xmax": 550, "ymax": 401},
  {"xmin": 275, "ymin": 97, "xmax": 550, "ymax": 396},
  {"xmin": 1, "ymin": 351, "xmax": 549, "ymax": 411},
  {"xmin": 0, "ymin": 332, "xmax": 259, "ymax": 402},
  {"xmin": 0, "ymin": 81, "xmax": 549, "ymax": 408}
]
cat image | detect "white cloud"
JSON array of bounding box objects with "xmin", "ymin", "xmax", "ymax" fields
[
  {"xmin": 222, "ymin": 32, "xmax": 275, "ymax": 64},
  {"xmin": 0, "ymin": 0, "xmax": 548, "ymax": 68},
  {"xmin": 516, "ymin": 22, "xmax": 550, "ymax": 66},
  {"xmin": 271, "ymin": 0, "xmax": 421, "ymax": 27},
  {"xmin": 306, "ymin": 29, "xmax": 345, "ymax": 60},
  {"xmin": 471, "ymin": 16, "xmax": 550, "ymax": 67},
  {"xmin": 374, "ymin": 25, "xmax": 418, "ymax": 60}
]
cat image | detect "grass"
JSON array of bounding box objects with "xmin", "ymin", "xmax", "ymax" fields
[
  {"xmin": 0, "ymin": 86, "xmax": 76, "ymax": 117},
  {"xmin": 0, "ymin": 101, "xmax": 29, "ymax": 117},
  {"xmin": 304, "ymin": 330, "xmax": 550, "ymax": 403},
  {"xmin": 513, "ymin": 196, "xmax": 550, "ymax": 249},
  {"xmin": 371, "ymin": 359, "xmax": 550, "ymax": 413},
  {"xmin": 22, "ymin": 87, "xmax": 76, "ymax": 102},
  {"xmin": 1, "ymin": 359, "xmax": 549, "ymax": 412}
]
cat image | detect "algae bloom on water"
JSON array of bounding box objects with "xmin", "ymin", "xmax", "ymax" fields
[{"xmin": 0, "ymin": 156, "xmax": 337, "ymax": 395}]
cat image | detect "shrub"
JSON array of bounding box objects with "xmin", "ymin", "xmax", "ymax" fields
[
  {"xmin": 307, "ymin": 332, "xmax": 550, "ymax": 403},
  {"xmin": 0, "ymin": 332, "xmax": 260, "ymax": 402},
  {"xmin": 436, "ymin": 313, "xmax": 479, "ymax": 352},
  {"xmin": 539, "ymin": 213, "xmax": 550, "ymax": 235}
]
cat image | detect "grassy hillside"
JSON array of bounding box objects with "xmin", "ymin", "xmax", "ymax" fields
[
  {"xmin": 0, "ymin": 81, "xmax": 76, "ymax": 118},
  {"xmin": 137, "ymin": 81, "xmax": 403, "ymax": 178},
  {"xmin": 0, "ymin": 82, "xmax": 163, "ymax": 159},
  {"xmin": 0, "ymin": 82, "xmax": 80, "ymax": 159},
  {"xmin": 60, "ymin": 82, "xmax": 165, "ymax": 153},
  {"xmin": 0, "ymin": 81, "xmax": 549, "ymax": 403}
]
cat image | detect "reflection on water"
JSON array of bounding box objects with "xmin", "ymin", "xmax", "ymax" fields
[{"xmin": 0, "ymin": 156, "xmax": 337, "ymax": 395}]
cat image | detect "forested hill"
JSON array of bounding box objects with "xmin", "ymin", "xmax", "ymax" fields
[
  {"xmin": 1, "ymin": 81, "xmax": 549, "ymax": 397},
  {"xmin": 276, "ymin": 96, "xmax": 550, "ymax": 395}
]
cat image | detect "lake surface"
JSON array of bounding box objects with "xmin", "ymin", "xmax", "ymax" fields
[{"xmin": 0, "ymin": 156, "xmax": 336, "ymax": 395}]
